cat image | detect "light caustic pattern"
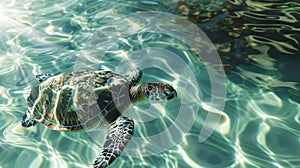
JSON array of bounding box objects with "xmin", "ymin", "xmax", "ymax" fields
[
  {"xmin": 76, "ymin": 11, "xmax": 228, "ymax": 157},
  {"xmin": 2, "ymin": 0, "xmax": 299, "ymax": 168}
]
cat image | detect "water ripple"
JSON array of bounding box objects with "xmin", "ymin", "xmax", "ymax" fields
[{"xmin": 0, "ymin": 0, "xmax": 300, "ymax": 168}]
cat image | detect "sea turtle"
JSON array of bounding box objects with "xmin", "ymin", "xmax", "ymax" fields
[{"xmin": 21, "ymin": 68, "xmax": 177, "ymax": 168}]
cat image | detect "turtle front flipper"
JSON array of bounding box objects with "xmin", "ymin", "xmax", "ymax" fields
[
  {"xmin": 94, "ymin": 116, "xmax": 134, "ymax": 168},
  {"xmin": 21, "ymin": 109, "xmax": 36, "ymax": 127}
]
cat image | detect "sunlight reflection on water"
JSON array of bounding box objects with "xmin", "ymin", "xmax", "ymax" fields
[{"xmin": 0, "ymin": 0, "xmax": 300, "ymax": 168}]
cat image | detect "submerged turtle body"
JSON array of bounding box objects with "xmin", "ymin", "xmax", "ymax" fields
[
  {"xmin": 26, "ymin": 70, "xmax": 132, "ymax": 131},
  {"xmin": 22, "ymin": 68, "xmax": 177, "ymax": 168}
]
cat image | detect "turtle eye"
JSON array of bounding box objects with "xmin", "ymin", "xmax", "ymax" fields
[
  {"xmin": 164, "ymin": 90, "xmax": 172, "ymax": 96},
  {"xmin": 164, "ymin": 87, "xmax": 177, "ymax": 100}
]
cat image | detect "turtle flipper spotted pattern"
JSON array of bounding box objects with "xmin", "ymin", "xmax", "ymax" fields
[
  {"xmin": 35, "ymin": 73, "xmax": 53, "ymax": 82},
  {"xmin": 21, "ymin": 109, "xmax": 37, "ymax": 127},
  {"xmin": 94, "ymin": 116, "xmax": 134, "ymax": 168}
]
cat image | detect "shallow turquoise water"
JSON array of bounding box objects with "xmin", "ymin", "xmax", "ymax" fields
[{"xmin": 0, "ymin": 0, "xmax": 300, "ymax": 168}]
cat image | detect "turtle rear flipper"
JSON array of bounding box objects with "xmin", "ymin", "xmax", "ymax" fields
[
  {"xmin": 21, "ymin": 109, "xmax": 36, "ymax": 127},
  {"xmin": 94, "ymin": 116, "xmax": 134, "ymax": 168},
  {"xmin": 35, "ymin": 73, "xmax": 52, "ymax": 82}
]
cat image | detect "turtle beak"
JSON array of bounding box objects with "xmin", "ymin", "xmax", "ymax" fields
[{"xmin": 166, "ymin": 89, "xmax": 177, "ymax": 100}]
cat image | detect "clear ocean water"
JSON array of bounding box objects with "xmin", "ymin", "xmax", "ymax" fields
[{"xmin": 0, "ymin": 0, "xmax": 300, "ymax": 168}]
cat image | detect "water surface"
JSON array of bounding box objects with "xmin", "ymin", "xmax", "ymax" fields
[{"xmin": 0, "ymin": 0, "xmax": 299, "ymax": 168}]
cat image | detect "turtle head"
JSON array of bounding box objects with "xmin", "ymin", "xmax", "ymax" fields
[
  {"xmin": 129, "ymin": 82, "xmax": 177, "ymax": 103},
  {"xmin": 145, "ymin": 83, "xmax": 177, "ymax": 101}
]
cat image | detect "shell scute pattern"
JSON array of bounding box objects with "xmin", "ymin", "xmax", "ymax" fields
[
  {"xmin": 55, "ymin": 86, "xmax": 76, "ymax": 126},
  {"xmin": 27, "ymin": 85, "xmax": 39, "ymax": 108},
  {"xmin": 28, "ymin": 86, "xmax": 54, "ymax": 122},
  {"xmin": 28, "ymin": 70, "xmax": 132, "ymax": 131}
]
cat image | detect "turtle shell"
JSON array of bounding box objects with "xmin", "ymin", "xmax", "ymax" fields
[{"xmin": 27, "ymin": 70, "xmax": 131, "ymax": 131}]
